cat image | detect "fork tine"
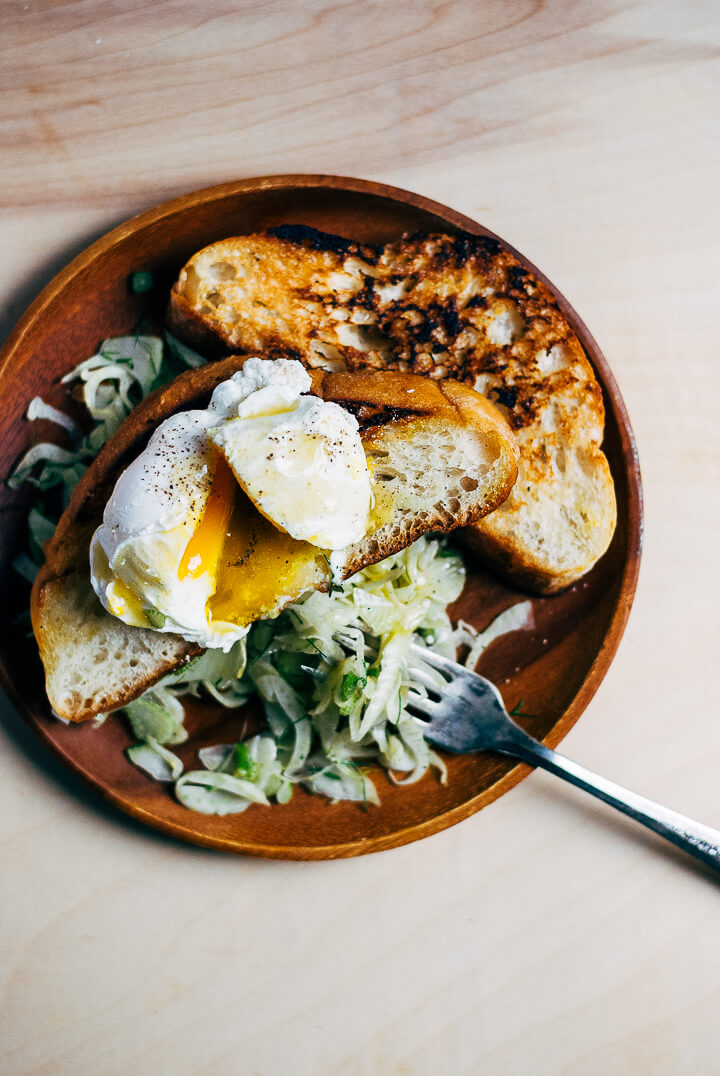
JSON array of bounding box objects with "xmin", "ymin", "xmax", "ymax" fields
[
  {"xmin": 405, "ymin": 689, "xmax": 441, "ymax": 717},
  {"xmin": 408, "ymin": 642, "xmax": 461, "ymax": 675},
  {"xmin": 405, "ymin": 664, "xmax": 444, "ymax": 692}
]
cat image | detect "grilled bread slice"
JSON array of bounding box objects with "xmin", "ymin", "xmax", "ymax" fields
[
  {"xmin": 169, "ymin": 226, "xmax": 617, "ymax": 592},
  {"xmin": 32, "ymin": 356, "xmax": 518, "ymax": 722}
]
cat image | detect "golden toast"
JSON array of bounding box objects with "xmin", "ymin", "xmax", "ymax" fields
[{"xmin": 169, "ymin": 227, "xmax": 617, "ymax": 592}]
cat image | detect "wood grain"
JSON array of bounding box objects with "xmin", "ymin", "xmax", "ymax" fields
[
  {"xmin": 0, "ymin": 1, "xmax": 718, "ymax": 1073},
  {"xmin": 2, "ymin": 1, "xmax": 717, "ymax": 211}
]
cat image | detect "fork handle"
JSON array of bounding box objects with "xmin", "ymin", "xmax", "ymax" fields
[{"xmin": 495, "ymin": 728, "xmax": 720, "ymax": 873}]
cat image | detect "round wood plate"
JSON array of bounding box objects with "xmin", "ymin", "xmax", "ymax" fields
[{"xmin": 0, "ymin": 175, "xmax": 642, "ymax": 859}]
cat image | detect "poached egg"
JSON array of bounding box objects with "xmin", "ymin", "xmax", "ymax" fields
[{"xmin": 90, "ymin": 358, "xmax": 371, "ymax": 649}]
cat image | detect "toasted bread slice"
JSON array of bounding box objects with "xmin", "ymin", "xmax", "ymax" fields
[
  {"xmin": 169, "ymin": 227, "xmax": 617, "ymax": 592},
  {"xmin": 168, "ymin": 226, "xmax": 381, "ymax": 365},
  {"xmin": 32, "ymin": 357, "xmax": 518, "ymax": 722}
]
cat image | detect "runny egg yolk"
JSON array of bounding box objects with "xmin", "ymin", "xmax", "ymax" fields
[
  {"xmin": 178, "ymin": 454, "xmax": 236, "ymax": 582},
  {"xmin": 106, "ymin": 574, "xmax": 146, "ymax": 620},
  {"xmin": 211, "ymin": 493, "xmax": 327, "ymax": 627},
  {"xmin": 178, "ymin": 454, "xmax": 329, "ymax": 628}
]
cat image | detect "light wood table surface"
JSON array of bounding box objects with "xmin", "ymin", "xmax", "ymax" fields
[{"xmin": 2, "ymin": 3, "xmax": 719, "ymax": 1073}]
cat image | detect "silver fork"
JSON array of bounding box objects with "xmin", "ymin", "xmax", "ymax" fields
[{"xmin": 406, "ymin": 642, "xmax": 720, "ymax": 873}]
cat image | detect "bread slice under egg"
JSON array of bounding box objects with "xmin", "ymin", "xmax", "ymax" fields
[
  {"xmin": 168, "ymin": 226, "xmax": 617, "ymax": 593},
  {"xmin": 31, "ymin": 357, "xmax": 519, "ymax": 722}
]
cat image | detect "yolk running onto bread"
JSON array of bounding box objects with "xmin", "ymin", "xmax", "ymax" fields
[{"xmin": 179, "ymin": 452, "xmax": 330, "ymax": 626}]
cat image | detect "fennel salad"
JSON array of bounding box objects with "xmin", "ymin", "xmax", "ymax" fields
[{"xmin": 10, "ymin": 330, "xmax": 531, "ymax": 815}]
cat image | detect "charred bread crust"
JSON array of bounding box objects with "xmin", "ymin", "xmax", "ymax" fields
[
  {"xmin": 267, "ymin": 224, "xmax": 376, "ymax": 261},
  {"xmin": 168, "ymin": 228, "xmax": 617, "ymax": 593}
]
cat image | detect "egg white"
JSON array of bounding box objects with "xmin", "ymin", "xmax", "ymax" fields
[
  {"xmin": 208, "ymin": 395, "xmax": 370, "ymax": 549},
  {"xmin": 90, "ymin": 408, "xmax": 246, "ymax": 650}
]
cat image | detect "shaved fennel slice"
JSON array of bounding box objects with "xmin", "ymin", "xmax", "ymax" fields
[
  {"xmin": 457, "ymin": 601, "xmax": 534, "ymax": 671},
  {"xmin": 29, "ymin": 507, "xmax": 56, "ymax": 549},
  {"xmin": 7, "ymin": 443, "xmax": 88, "ymax": 492},
  {"xmin": 124, "ymin": 687, "xmax": 188, "ymax": 746},
  {"xmin": 305, "ymin": 762, "xmax": 380, "ymax": 805},
  {"xmin": 176, "ymin": 771, "xmax": 270, "ymax": 815},
  {"xmin": 164, "ymin": 331, "xmax": 206, "ymax": 369},
  {"xmin": 176, "ymin": 736, "xmax": 290, "ymax": 814},
  {"xmin": 127, "ymin": 739, "xmax": 183, "ymax": 782},
  {"xmin": 26, "ymin": 397, "xmax": 81, "ymax": 438}
]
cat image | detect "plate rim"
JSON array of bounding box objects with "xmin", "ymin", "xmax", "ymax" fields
[{"xmin": 0, "ymin": 173, "xmax": 643, "ymax": 858}]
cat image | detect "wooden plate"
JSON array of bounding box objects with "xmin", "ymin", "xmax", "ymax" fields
[{"xmin": 0, "ymin": 175, "xmax": 642, "ymax": 859}]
